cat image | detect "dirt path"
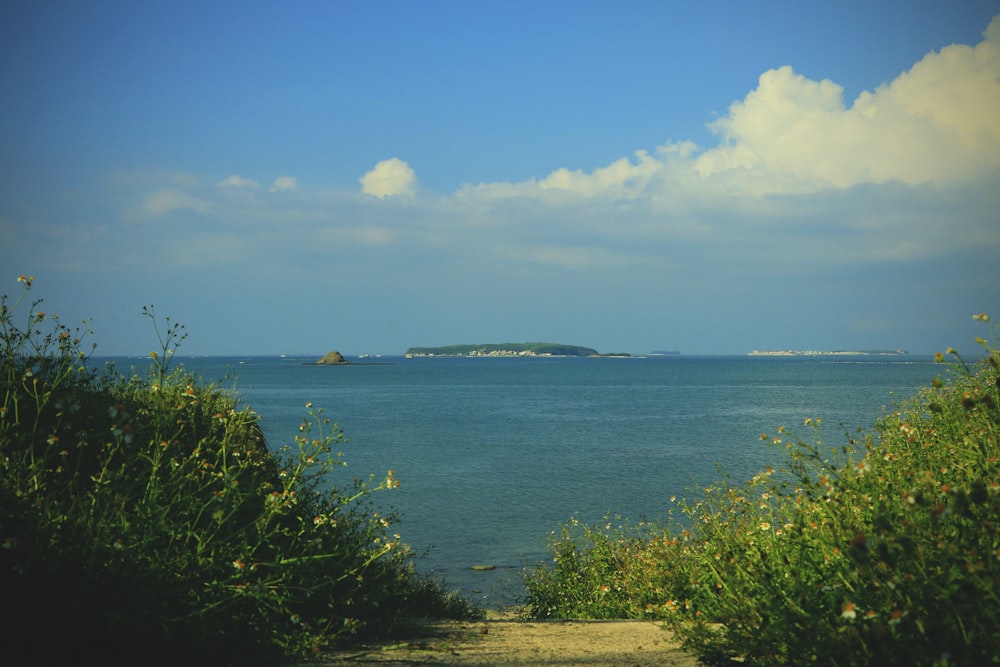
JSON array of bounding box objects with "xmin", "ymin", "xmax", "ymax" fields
[{"xmin": 309, "ymin": 610, "xmax": 706, "ymax": 666}]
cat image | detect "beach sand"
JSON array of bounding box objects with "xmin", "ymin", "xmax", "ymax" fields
[{"xmin": 306, "ymin": 609, "xmax": 707, "ymax": 666}]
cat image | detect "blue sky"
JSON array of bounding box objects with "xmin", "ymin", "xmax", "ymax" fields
[{"xmin": 2, "ymin": 1, "xmax": 999, "ymax": 356}]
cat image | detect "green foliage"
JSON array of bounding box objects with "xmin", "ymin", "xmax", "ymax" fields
[
  {"xmin": 0, "ymin": 277, "xmax": 478, "ymax": 667},
  {"xmin": 524, "ymin": 314, "xmax": 1000, "ymax": 666}
]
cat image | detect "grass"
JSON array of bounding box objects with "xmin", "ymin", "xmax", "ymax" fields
[
  {"xmin": 0, "ymin": 277, "xmax": 479, "ymax": 667},
  {"xmin": 523, "ymin": 314, "xmax": 1000, "ymax": 666}
]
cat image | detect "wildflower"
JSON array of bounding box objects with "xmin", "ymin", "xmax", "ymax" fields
[
  {"xmin": 17, "ymin": 274, "xmax": 34, "ymax": 287},
  {"xmin": 759, "ymin": 522, "xmax": 771, "ymax": 532},
  {"xmin": 232, "ymin": 558, "xmax": 246, "ymax": 570},
  {"xmin": 46, "ymin": 434, "xmax": 59, "ymax": 445},
  {"xmin": 889, "ymin": 609, "xmax": 906, "ymax": 625},
  {"xmin": 973, "ymin": 313, "xmax": 990, "ymax": 322},
  {"xmin": 841, "ymin": 602, "xmax": 857, "ymax": 620}
]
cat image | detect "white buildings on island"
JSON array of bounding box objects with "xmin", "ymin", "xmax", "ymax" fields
[
  {"xmin": 747, "ymin": 349, "xmax": 908, "ymax": 357},
  {"xmin": 405, "ymin": 348, "xmax": 555, "ymax": 358}
]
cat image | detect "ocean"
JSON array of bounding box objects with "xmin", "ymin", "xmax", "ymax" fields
[{"xmin": 111, "ymin": 354, "xmax": 937, "ymax": 607}]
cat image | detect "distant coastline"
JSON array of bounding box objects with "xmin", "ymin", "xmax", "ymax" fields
[
  {"xmin": 405, "ymin": 342, "xmax": 614, "ymax": 358},
  {"xmin": 747, "ymin": 348, "xmax": 908, "ymax": 357}
]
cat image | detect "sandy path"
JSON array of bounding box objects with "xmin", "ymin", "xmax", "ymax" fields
[{"xmin": 309, "ymin": 610, "xmax": 706, "ymax": 666}]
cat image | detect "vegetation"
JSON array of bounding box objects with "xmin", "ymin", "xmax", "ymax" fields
[
  {"xmin": 0, "ymin": 276, "xmax": 479, "ymax": 667},
  {"xmin": 524, "ymin": 314, "xmax": 1000, "ymax": 666},
  {"xmin": 405, "ymin": 342, "xmax": 599, "ymax": 357}
]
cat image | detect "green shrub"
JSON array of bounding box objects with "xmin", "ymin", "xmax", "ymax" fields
[
  {"xmin": 0, "ymin": 277, "xmax": 478, "ymax": 666},
  {"xmin": 524, "ymin": 314, "xmax": 1000, "ymax": 666}
]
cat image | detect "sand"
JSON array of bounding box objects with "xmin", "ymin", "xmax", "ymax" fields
[{"xmin": 306, "ymin": 609, "xmax": 707, "ymax": 666}]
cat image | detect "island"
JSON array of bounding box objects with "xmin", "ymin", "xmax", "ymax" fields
[
  {"xmin": 405, "ymin": 342, "xmax": 610, "ymax": 358},
  {"xmin": 747, "ymin": 349, "xmax": 908, "ymax": 357},
  {"xmin": 315, "ymin": 350, "xmax": 350, "ymax": 365}
]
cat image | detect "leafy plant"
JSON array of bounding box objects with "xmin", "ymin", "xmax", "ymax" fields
[
  {"xmin": 0, "ymin": 277, "xmax": 478, "ymax": 666},
  {"xmin": 524, "ymin": 314, "xmax": 1000, "ymax": 666}
]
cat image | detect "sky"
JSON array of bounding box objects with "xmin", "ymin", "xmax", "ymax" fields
[{"xmin": 2, "ymin": 1, "xmax": 999, "ymax": 356}]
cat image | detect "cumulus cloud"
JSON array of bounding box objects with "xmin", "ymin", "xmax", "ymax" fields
[
  {"xmin": 141, "ymin": 189, "xmax": 212, "ymax": 217},
  {"xmin": 694, "ymin": 17, "xmax": 1000, "ymax": 190},
  {"xmin": 456, "ymin": 17, "xmax": 999, "ymax": 204},
  {"xmin": 107, "ymin": 16, "xmax": 1000, "ymax": 280},
  {"xmin": 217, "ymin": 175, "xmax": 259, "ymax": 189},
  {"xmin": 270, "ymin": 176, "xmax": 298, "ymax": 192},
  {"xmin": 360, "ymin": 158, "xmax": 417, "ymax": 197}
]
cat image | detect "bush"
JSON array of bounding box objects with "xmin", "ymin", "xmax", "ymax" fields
[
  {"xmin": 523, "ymin": 314, "xmax": 1000, "ymax": 666},
  {"xmin": 0, "ymin": 277, "xmax": 478, "ymax": 666}
]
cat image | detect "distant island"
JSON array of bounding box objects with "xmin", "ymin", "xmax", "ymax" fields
[
  {"xmin": 405, "ymin": 342, "xmax": 621, "ymax": 358},
  {"xmin": 747, "ymin": 349, "xmax": 908, "ymax": 357},
  {"xmin": 315, "ymin": 350, "xmax": 349, "ymax": 365}
]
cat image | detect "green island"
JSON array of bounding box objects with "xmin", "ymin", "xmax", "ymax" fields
[{"xmin": 405, "ymin": 342, "xmax": 616, "ymax": 357}]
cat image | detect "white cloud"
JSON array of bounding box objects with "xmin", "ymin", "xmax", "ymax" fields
[
  {"xmin": 101, "ymin": 16, "xmax": 1000, "ymax": 280},
  {"xmin": 694, "ymin": 17, "xmax": 1000, "ymax": 191},
  {"xmin": 360, "ymin": 158, "xmax": 417, "ymax": 198},
  {"xmin": 453, "ymin": 16, "xmax": 1000, "ymax": 204},
  {"xmin": 537, "ymin": 150, "xmax": 662, "ymax": 198},
  {"xmin": 269, "ymin": 176, "xmax": 298, "ymax": 192},
  {"xmin": 141, "ymin": 189, "xmax": 212, "ymax": 217},
  {"xmin": 217, "ymin": 175, "xmax": 259, "ymax": 189}
]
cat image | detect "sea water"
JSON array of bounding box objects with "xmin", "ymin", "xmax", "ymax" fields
[{"xmin": 110, "ymin": 354, "xmax": 936, "ymax": 606}]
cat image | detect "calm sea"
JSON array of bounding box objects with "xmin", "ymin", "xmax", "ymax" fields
[{"xmin": 108, "ymin": 354, "xmax": 936, "ymax": 606}]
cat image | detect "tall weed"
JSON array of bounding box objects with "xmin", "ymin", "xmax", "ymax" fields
[
  {"xmin": 524, "ymin": 314, "xmax": 999, "ymax": 666},
  {"xmin": 0, "ymin": 278, "xmax": 477, "ymax": 666}
]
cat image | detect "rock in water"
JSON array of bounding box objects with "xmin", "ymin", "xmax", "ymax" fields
[{"xmin": 316, "ymin": 351, "xmax": 348, "ymax": 365}]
